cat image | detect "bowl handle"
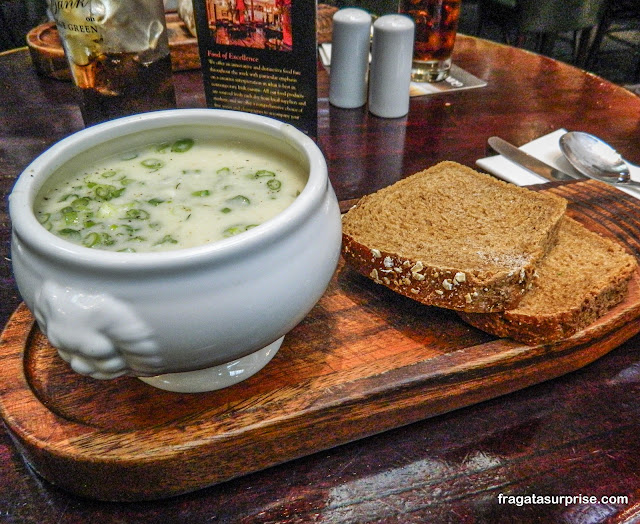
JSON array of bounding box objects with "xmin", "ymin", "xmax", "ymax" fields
[{"xmin": 33, "ymin": 281, "xmax": 163, "ymax": 379}]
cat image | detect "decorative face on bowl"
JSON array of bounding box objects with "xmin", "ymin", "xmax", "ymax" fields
[{"xmin": 9, "ymin": 109, "xmax": 342, "ymax": 393}]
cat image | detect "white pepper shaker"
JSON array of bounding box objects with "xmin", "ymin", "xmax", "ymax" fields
[
  {"xmin": 329, "ymin": 8, "xmax": 372, "ymax": 109},
  {"xmin": 368, "ymin": 14, "xmax": 415, "ymax": 118}
]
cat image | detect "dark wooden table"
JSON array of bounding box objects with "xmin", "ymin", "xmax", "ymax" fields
[{"xmin": 2, "ymin": 35, "xmax": 640, "ymax": 522}]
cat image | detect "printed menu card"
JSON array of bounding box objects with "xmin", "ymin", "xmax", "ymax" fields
[{"xmin": 192, "ymin": 0, "xmax": 318, "ymax": 137}]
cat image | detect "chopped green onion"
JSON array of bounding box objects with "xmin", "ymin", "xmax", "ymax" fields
[
  {"xmin": 253, "ymin": 170, "xmax": 276, "ymax": 178},
  {"xmin": 58, "ymin": 228, "xmax": 81, "ymax": 239},
  {"xmin": 101, "ymin": 170, "xmax": 118, "ymax": 178},
  {"xmin": 58, "ymin": 193, "xmax": 80, "ymax": 202},
  {"xmin": 220, "ymin": 207, "xmax": 232, "ymax": 214},
  {"xmin": 141, "ymin": 158, "xmax": 164, "ymax": 170},
  {"xmin": 120, "ymin": 151, "xmax": 138, "ymax": 160},
  {"xmin": 192, "ymin": 190, "xmax": 210, "ymax": 197},
  {"xmin": 223, "ymin": 226, "xmax": 243, "ymax": 238},
  {"xmin": 37, "ymin": 213, "xmax": 50, "ymax": 224},
  {"xmin": 156, "ymin": 142, "xmax": 171, "ymax": 153},
  {"xmin": 171, "ymin": 138, "xmax": 194, "ymax": 153},
  {"xmin": 101, "ymin": 233, "xmax": 115, "ymax": 246},
  {"xmin": 223, "ymin": 224, "xmax": 258, "ymax": 238},
  {"xmin": 82, "ymin": 232, "xmax": 101, "ymax": 247},
  {"xmin": 120, "ymin": 225, "xmax": 139, "ymax": 235},
  {"xmin": 124, "ymin": 209, "xmax": 150, "ymax": 220},
  {"xmin": 62, "ymin": 207, "xmax": 78, "ymax": 225},
  {"xmin": 227, "ymin": 195, "xmax": 251, "ymax": 206},
  {"xmin": 71, "ymin": 197, "xmax": 90, "ymax": 210},
  {"xmin": 267, "ymin": 179, "xmax": 282, "ymax": 191},
  {"xmin": 94, "ymin": 184, "xmax": 124, "ymax": 201},
  {"xmin": 155, "ymin": 235, "xmax": 178, "ymax": 245},
  {"xmin": 148, "ymin": 198, "xmax": 164, "ymax": 206}
]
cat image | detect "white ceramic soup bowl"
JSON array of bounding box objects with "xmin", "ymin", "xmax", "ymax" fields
[{"xmin": 9, "ymin": 109, "xmax": 342, "ymax": 393}]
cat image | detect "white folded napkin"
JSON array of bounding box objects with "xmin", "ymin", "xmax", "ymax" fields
[{"xmin": 476, "ymin": 129, "xmax": 640, "ymax": 199}]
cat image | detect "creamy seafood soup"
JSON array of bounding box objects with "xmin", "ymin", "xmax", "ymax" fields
[{"xmin": 35, "ymin": 134, "xmax": 307, "ymax": 252}]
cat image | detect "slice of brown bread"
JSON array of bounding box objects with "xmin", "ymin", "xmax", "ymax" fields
[
  {"xmin": 341, "ymin": 161, "xmax": 568, "ymax": 313},
  {"xmin": 459, "ymin": 216, "xmax": 638, "ymax": 344}
]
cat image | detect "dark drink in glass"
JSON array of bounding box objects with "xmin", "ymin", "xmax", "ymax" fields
[
  {"xmin": 399, "ymin": 0, "xmax": 461, "ymax": 82},
  {"xmin": 74, "ymin": 51, "xmax": 176, "ymax": 126}
]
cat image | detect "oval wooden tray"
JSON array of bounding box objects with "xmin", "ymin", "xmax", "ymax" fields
[{"xmin": 1, "ymin": 179, "xmax": 640, "ymax": 502}]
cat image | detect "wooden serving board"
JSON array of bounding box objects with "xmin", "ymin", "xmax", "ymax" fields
[{"xmin": 1, "ymin": 179, "xmax": 640, "ymax": 502}]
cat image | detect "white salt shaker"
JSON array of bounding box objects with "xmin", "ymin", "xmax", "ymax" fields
[
  {"xmin": 329, "ymin": 8, "xmax": 372, "ymax": 109},
  {"xmin": 368, "ymin": 15, "xmax": 415, "ymax": 118}
]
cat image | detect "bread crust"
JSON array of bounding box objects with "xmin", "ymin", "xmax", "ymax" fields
[
  {"xmin": 459, "ymin": 274, "xmax": 633, "ymax": 344},
  {"xmin": 459, "ymin": 282, "xmax": 631, "ymax": 345},
  {"xmin": 342, "ymin": 234, "xmax": 536, "ymax": 312},
  {"xmin": 459, "ymin": 217, "xmax": 638, "ymax": 344}
]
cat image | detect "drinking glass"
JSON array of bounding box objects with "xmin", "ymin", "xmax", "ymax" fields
[
  {"xmin": 399, "ymin": 0, "xmax": 461, "ymax": 82},
  {"xmin": 49, "ymin": 0, "xmax": 177, "ymax": 126}
]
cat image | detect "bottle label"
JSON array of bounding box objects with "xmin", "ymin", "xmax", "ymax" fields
[{"xmin": 50, "ymin": 0, "xmax": 103, "ymax": 65}]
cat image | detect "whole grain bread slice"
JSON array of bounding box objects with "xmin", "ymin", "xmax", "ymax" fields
[
  {"xmin": 341, "ymin": 161, "xmax": 568, "ymax": 313},
  {"xmin": 459, "ymin": 216, "xmax": 638, "ymax": 344}
]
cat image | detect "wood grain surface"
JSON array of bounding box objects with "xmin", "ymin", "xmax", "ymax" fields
[
  {"xmin": 3, "ymin": 35, "xmax": 640, "ymax": 522},
  {"xmin": 1, "ymin": 179, "xmax": 639, "ymax": 501}
]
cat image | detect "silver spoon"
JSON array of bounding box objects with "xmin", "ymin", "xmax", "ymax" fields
[{"xmin": 559, "ymin": 131, "xmax": 640, "ymax": 190}]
